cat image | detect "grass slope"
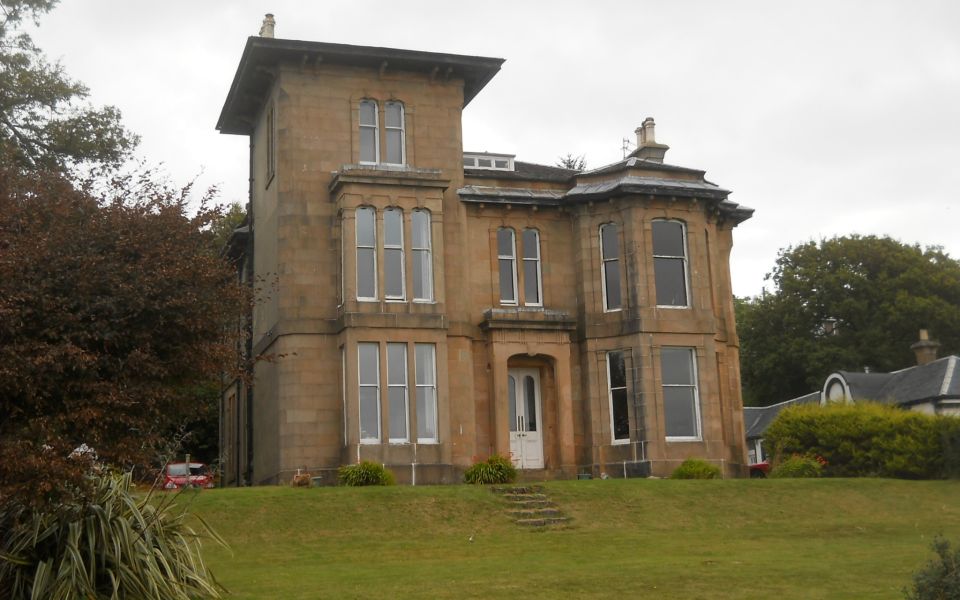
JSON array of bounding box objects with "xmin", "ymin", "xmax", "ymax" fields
[{"xmin": 185, "ymin": 479, "xmax": 960, "ymax": 599}]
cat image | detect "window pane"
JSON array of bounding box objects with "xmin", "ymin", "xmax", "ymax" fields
[
  {"xmin": 360, "ymin": 387, "xmax": 379, "ymax": 440},
  {"xmin": 358, "ymin": 343, "xmax": 378, "ymax": 385},
  {"xmin": 604, "ymin": 260, "xmax": 621, "ymax": 309},
  {"xmin": 499, "ymin": 259, "xmax": 516, "ymax": 302},
  {"xmin": 661, "ymin": 348, "xmax": 693, "ymax": 385},
  {"xmin": 356, "ymin": 208, "xmax": 375, "ymax": 246},
  {"xmin": 608, "ymin": 351, "xmax": 626, "ymax": 389},
  {"xmin": 389, "ymin": 387, "xmax": 407, "ymax": 440},
  {"xmin": 523, "ymin": 261, "xmax": 540, "ymax": 304},
  {"xmin": 411, "ymin": 211, "xmax": 430, "ymax": 248},
  {"xmin": 522, "ymin": 229, "xmax": 539, "ymax": 259},
  {"xmin": 612, "ymin": 388, "xmax": 629, "ymax": 440},
  {"xmin": 653, "ymin": 220, "xmax": 685, "ymax": 257},
  {"xmin": 655, "ymin": 258, "xmax": 687, "ymax": 306},
  {"xmin": 385, "ymin": 102, "xmax": 402, "ymax": 127},
  {"xmin": 385, "ymin": 129, "xmax": 403, "ymax": 164},
  {"xmin": 508, "ymin": 375, "xmax": 517, "ymax": 432},
  {"xmin": 494, "ymin": 159, "xmax": 508, "ymax": 168},
  {"xmin": 384, "ymin": 209, "xmax": 402, "ymax": 246},
  {"xmin": 385, "ymin": 249, "xmax": 403, "ymax": 298},
  {"xmin": 360, "ymin": 128, "xmax": 376, "ymax": 163},
  {"xmin": 413, "ymin": 250, "xmax": 431, "ymax": 301},
  {"xmin": 416, "ymin": 387, "xmax": 437, "ymax": 440},
  {"xmin": 415, "ymin": 344, "xmax": 435, "ymax": 385},
  {"xmin": 664, "ymin": 386, "xmax": 697, "ymax": 438},
  {"xmin": 497, "ymin": 229, "xmax": 514, "ymax": 257},
  {"xmin": 359, "ymin": 101, "xmax": 376, "ymax": 126},
  {"xmin": 601, "ymin": 224, "xmax": 619, "ymax": 260},
  {"xmin": 357, "ymin": 248, "xmax": 376, "ymax": 298},
  {"xmin": 387, "ymin": 343, "xmax": 406, "ymax": 384},
  {"xmin": 524, "ymin": 376, "xmax": 537, "ymax": 432},
  {"xmin": 478, "ymin": 158, "xmax": 492, "ymax": 167}
]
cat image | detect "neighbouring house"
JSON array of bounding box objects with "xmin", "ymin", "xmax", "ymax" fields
[
  {"xmin": 218, "ymin": 16, "xmax": 754, "ymax": 485},
  {"xmin": 744, "ymin": 329, "xmax": 960, "ymax": 465}
]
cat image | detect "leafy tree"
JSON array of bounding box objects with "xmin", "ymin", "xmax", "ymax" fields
[
  {"xmin": 556, "ymin": 153, "xmax": 586, "ymax": 171},
  {"xmin": 0, "ymin": 0, "xmax": 137, "ymax": 172},
  {"xmin": 738, "ymin": 235, "xmax": 960, "ymax": 406},
  {"xmin": 0, "ymin": 159, "xmax": 246, "ymax": 507}
]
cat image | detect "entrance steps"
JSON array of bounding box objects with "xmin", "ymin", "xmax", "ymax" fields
[{"xmin": 491, "ymin": 485, "xmax": 570, "ymax": 527}]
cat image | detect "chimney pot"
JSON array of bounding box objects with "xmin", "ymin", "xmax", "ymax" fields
[
  {"xmin": 910, "ymin": 329, "xmax": 940, "ymax": 366},
  {"xmin": 259, "ymin": 13, "xmax": 275, "ymax": 38}
]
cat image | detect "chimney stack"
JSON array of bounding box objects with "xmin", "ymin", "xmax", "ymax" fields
[
  {"xmin": 910, "ymin": 329, "xmax": 941, "ymax": 366},
  {"xmin": 259, "ymin": 13, "xmax": 275, "ymax": 38},
  {"xmin": 631, "ymin": 117, "xmax": 670, "ymax": 163}
]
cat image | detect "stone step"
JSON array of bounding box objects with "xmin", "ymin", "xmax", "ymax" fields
[
  {"xmin": 492, "ymin": 485, "xmax": 543, "ymax": 495},
  {"xmin": 507, "ymin": 499, "xmax": 555, "ymax": 508},
  {"xmin": 499, "ymin": 492, "xmax": 548, "ymax": 501},
  {"xmin": 514, "ymin": 516, "xmax": 570, "ymax": 527},
  {"xmin": 508, "ymin": 508, "xmax": 563, "ymax": 518}
]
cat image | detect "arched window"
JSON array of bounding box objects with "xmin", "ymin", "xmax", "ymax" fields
[
  {"xmin": 411, "ymin": 210, "xmax": 433, "ymax": 302},
  {"xmin": 652, "ymin": 220, "xmax": 689, "ymax": 307},
  {"xmin": 355, "ymin": 207, "xmax": 376, "ymax": 300},
  {"xmin": 359, "ymin": 100, "xmax": 379, "ymax": 164},
  {"xmin": 383, "ymin": 208, "xmax": 404, "ymax": 300},
  {"xmin": 522, "ymin": 228, "xmax": 542, "ymax": 306},
  {"xmin": 599, "ymin": 223, "xmax": 621, "ymax": 311},
  {"xmin": 384, "ymin": 101, "xmax": 405, "ymax": 165},
  {"xmin": 497, "ymin": 228, "xmax": 518, "ymax": 305}
]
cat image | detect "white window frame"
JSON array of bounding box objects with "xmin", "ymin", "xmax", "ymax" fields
[
  {"xmin": 355, "ymin": 207, "xmax": 377, "ymax": 301},
  {"xmin": 652, "ymin": 219, "xmax": 691, "ymax": 309},
  {"xmin": 411, "ymin": 209, "xmax": 433, "ymax": 303},
  {"xmin": 522, "ymin": 228, "xmax": 543, "ymax": 307},
  {"xmin": 662, "ymin": 347, "xmax": 702, "ymax": 442},
  {"xmin": 358, "ymin": 99, "xmax": 379, "ymax": 165},
  {"xmin": 497, "ymin": 228, "xmax": 518, "ymax": 306},
  {"xmin": 415, "ymin": 343, "xmax": 438, "ymax": 444},
  {"xmin": 383, "ymin": 101, "xmax": 406, "ymax": 166},
  {"xmin": 387, "ymin": 343, "xmax": 409, "ymax": 444},
  {"xmin": 606, "ymin": 351, "xmax": 630, "ymax": 444},
  {"xmin": 383, "ymin": 208, "xmax": 405, "ymax": 301},
  {"xmin": 358, "ymin": 342, "xmax": 381, "ymax": 444},
  {"xmin": 600, "ymin": 223, "xmax": 621, "ymax": 312}
]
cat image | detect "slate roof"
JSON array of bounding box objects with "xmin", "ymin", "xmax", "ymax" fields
[
  {"xmin": 464, "ymin": 161, "xmax": 577, "ymax": 183},
  {"xmin": 459, "ymin": 158, "xmax": 754, "ymax": 224},
  {"xmin": 838, "ymin": 355, "xmax": 960, "ymax": 406},
  {"xmin": 743, "ymin": 392, "xmax": 820, "ymax": 440}
]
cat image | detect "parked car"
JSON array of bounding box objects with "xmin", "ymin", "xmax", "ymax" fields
[
  {"xmin": 163, "ymin": 462, "xmax": 215, "ymax": 489},
  {"xmin": 749, "ymin": 460, "xmax": 770, "ymax": 478}
]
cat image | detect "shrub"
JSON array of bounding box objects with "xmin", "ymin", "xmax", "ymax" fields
[
  {"xmin": 770, "ymin": 455, "xmax": 824, "ymax": 478},
  {"xmin": 766, "ymin": 403, "xmax": 960, "ymax": 479},
  {"xmin": 463, "ymin": 455, "xmax": 517, "ymax": 484},
  {"xmin": 670, "ymin": 458, "xmax": 721, "ymax": 479},
  {"xmin": 904, "ymin": 536, "xmax": 960, "ymax": 599},
  {"xmin": 0, "ymin": 471, "xmax": 225, "ymax": 600},
  {"xmin": 337, "ymin": 461, "xmax": 395, "ymax": 486}
]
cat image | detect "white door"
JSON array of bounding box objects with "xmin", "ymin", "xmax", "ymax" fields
[{"xmin": 508, "ymin": 369, "xmax": 544, "ymax": 469}]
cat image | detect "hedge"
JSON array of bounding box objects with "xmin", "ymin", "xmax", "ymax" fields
[{"xmin": 765, "ymin": 402, "xmax": 960, "ymax": 479}]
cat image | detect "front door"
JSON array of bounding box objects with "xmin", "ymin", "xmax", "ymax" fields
[{"xmin": 508, "ymin": 369, "xmax": 544, "ymax": 469}]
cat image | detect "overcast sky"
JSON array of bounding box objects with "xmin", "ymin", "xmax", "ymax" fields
[{"xmin": 28, "ymin": 1, "xmax": 960, "ymax": 297}]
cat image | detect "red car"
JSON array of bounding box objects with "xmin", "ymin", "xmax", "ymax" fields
[
  {"xmin": 749, "ymin": 461, "xmax": 770, "ymax": 478},
  {"xmin": 163, "ymin": 462, "xmax": 215, "ymax": 490}
]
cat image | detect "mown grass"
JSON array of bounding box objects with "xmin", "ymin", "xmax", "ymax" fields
[{"xmin": 183, "ymin": 479, "xmax": 960, "ymax": 599}]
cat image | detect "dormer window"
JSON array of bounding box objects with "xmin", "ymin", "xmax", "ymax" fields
[{"xmin": 463, "ymin": 152, "xmax": 514, "ymax": 171}]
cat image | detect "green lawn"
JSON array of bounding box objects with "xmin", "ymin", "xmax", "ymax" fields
[{"xmin": 185, "ymin": 479, "xmax": 960, "ymax": 599}]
